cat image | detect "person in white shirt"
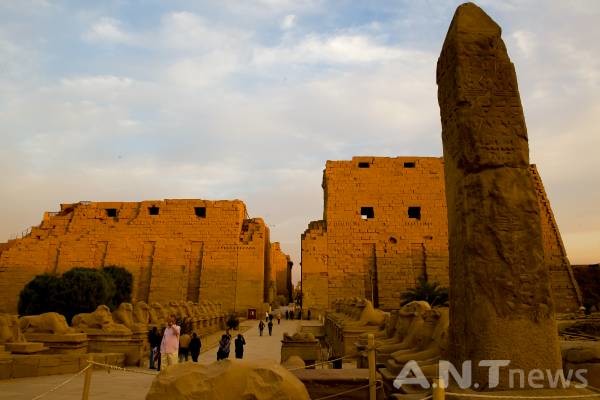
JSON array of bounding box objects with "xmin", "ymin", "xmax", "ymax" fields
[{"xmin": 160, "ymin": 315, "xmax": 180, "ymax": 371}]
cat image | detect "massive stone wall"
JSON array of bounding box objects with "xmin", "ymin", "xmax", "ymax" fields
[
  {"xmin": 303, "ymin": 157, "xmax": 450, "ymax": 313},
  {"xmin": 302, "ymin": 157, "xmax": 580, "ymax": 314},
  {"xmin": 531, "ymin": 165, "xmax": 582, "ymax": 310},
  {"xmin": 271, "ymin": 242, "xmax": 292, "ymax": 302},
  {"xmin": 0, "ymin": 199, "xmax": 291, "ymax": 314}
]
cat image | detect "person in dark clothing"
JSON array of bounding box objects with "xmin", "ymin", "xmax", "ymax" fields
[
  {"xmin": 285, "ymin": 310, "xmax": 289, "ymax": 320},
  {"xmin": 189, "ymin": 332, "xmax": 202, "ymax": 362},
  {"xmin": 216, "ymin": 330, "xmax": 232, "ymax": 360},
  {"xmin": 234, "ymin": 334, "xmax": 246, "ymax": 359},
  {"xmin": 156, "ymin": 327, "xmax": 165, "ymax": 371},
  {"xmin": 267, "ymin": 320, "xmax": 273, "ymax": 336},
  {"xmin": 148, "ymin": 327, "xmax": 161, "ymax": 369},
  {"xmin": 258, "ymin": 320, "xmax": 265, "ymax": 336},
  {"xmin": 307, "ymin": 309, "xmax": 312, "ymax": 320}
]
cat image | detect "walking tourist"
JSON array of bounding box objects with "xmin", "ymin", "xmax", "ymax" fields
[
  {"xmin": 267, "ymin": 319, "xmax": 273, "ymax": 336},
  {"xmin": 234, "ymin": 333, "xmax": 246, "ymax": 359},
  {"xmin": 217, "ymin": 329, "xmax": 232, "ymax": 360},
  {"xmin": 160, "ymin": 315, "xmax": 180, "ymax": 371},
  {"xmin": 178, "ymin": 331, "xmax": 191, "ymax": 362},
  {"xmin": 189, "ymin": 332, "xmax": 202, "ymax": 362},
  {"xmin": 307, "ymin": 309, "xmax": 312, "ymax": 320},
  {"xmin": 258, "ymin": 320, "xmax": 265, "ymax": 336},
  {"xmin": 148, "ymin": 326, "xmax": 161, "ymax": 369},
  {"xmin": 277, "ymin": 313, "xmax": 281, "ymax": 325}
]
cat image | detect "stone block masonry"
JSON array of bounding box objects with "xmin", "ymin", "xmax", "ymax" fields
[
  {"xmin": 271, "ymin": 242, "xmax": 292, "ymax": 302},
  {"xmin": 301, "ymin": 157, "xmax": 580, "ymax": 315},
  {"xmin": 0, "ymin": 199, "xmax": 292, "ymax": 315},
  {"xmin": 303, "ymin": 156, "xmax": 449, "ymax": 314}
]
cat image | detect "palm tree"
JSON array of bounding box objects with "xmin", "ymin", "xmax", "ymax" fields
[{"xmin": 401, "ymin": 277, "xmax": 449, "ymax": 307}]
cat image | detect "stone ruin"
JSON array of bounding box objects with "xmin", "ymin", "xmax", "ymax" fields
[
  {"xmin": 280, "ymin": 332, "xmax": 320, "ymax": 368},
  {"xmin": 19, "ymin": 312, "xmax": 83, "ymax": 355},
  {"xmin": 355, "ymin": 301, "xmax": 432, "ymax": 361},
  {"xmin": 0, "ymin": 299, "xmax": 228, "ymax": 379},
  {"xmin": 146, "ymin": 360, "xmax": 310, "ymax": 400},
  {"xmin": 437, "ymin": 2, "xmax": 562, "ymax": 389},
  {"xmin": 0, "ymin": 199, "xmax": 292, "ymax": 317},
  {"xmin": 0, "ymin": 313, "xmax": 46, "ymax": 363},
  {"xmin": 301, "ymin": 156, "xmax": 581, "ymax": 318},
  {"xmin": 323, "ymin": 297, "xmax": 389, "ymax": 358}
]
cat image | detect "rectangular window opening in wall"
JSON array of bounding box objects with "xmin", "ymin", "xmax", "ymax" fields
[
  {"xmin": 408, "ymin": 206, "xmax": 421, "ymax": 220},
  {"xmin": 358, "ymin": 162, "xmax": 370, "ymax": 168},
  {"xmin": 360, "ymin": 207, "xmax": 374, "ymax": 220},
  {"xmin": 404, "ymin": 162, "xmax": 416, "ymax": 168},
  {"xmin": 148, "ymin": 206, "xmax": 160, "ymax": 216},
  {"xmin": 195, "ymin": 207, "xmax": 206, "ymax": 218},
  {"xmin": 105, "ymin": 208, "xmax": 117, "ymax": 218}
]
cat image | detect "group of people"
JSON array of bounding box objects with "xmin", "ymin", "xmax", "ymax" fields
[
  {"xmin": 216, "ymin": 329, "xmax": 246, "ymax": 360},
  {"xmin": 147, "ymin": 315, "xmax": 202, "ymax": 371},
  {"xmin": 149, "ymin": 308, "xmax": 311, "ymax": 370},
  {"xmin": 282, "ymin": 308, "xmax": 308, "ymax": 320},
  {"xmin": 148, "ymin": 315, "xmax": 248, "ymax": 371}
]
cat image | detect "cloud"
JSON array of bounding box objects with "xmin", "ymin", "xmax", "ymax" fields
[
  {"xmin": 83, "ymin": 17, "xmax": 136, "ymax": 45},
  {"xmin": 60, "ymin": 75, "xmax": 133, "ymax": 91},
  {"xmin": 160, "ymin": 11, "xmax": 250, "ymax": 51},
  {"xmin": 253, "ymin": 33, "xmax": 423, "ymax": 66},
  {"xmin": 166, "ymin": 52, "xmax": 240, "ymax": 88},
  {"xmin": 510, "ymin": 30, "xmax": 536, "ymax": 58},
  {"xmin": 1, "ymin": 0, "xmax": 600, "ymax": 278},
  {"xmin": 281, "ymin": 14, "xmax": 296, "ymax": 30}
]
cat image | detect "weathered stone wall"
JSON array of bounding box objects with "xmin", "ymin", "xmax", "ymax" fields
[
  {"xmin": 302, "ymin": 157, "xmax": 580, "ymax": 314},
  {"xmin": 301, "ymin": 220, "xmax": 328, "ymax": 313},
  {"xmin": 271, "ymin": 242, "xmax": 292, "ymax": 302},
  {"xmin": 303, "ymin": 157, "xmax": 450, "ymax": 313},
  {"xmin": 531, "ymin": 165, "xmax": 583, "ymax": 310},
  {"xmin": 0, "ymin": 199, "xmax": 289, "ymax": 315}
]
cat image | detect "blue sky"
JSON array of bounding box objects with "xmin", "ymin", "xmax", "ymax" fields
[{"xmin": 1, "ymin": 1, "xmax": 599, "ymax": 284}]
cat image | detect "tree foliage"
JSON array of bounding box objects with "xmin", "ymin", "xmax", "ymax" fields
[
  {"xmin": 101, "ymin": 266, "xmax": 133, "ymax": 308},
  {"xmin": 60, "ymin": 268, "xmax": 115, "ymax": 322},
  {"xmin": 18, "ymin": 266, "xmax": 133, "ymax": 323},
  {"xmin": 18, "ymin": 274, "xmax": 64, "ymax": 317},
  {"xmin": 401, "ymin": 278, "xmax": 449, "ymax": 307}
]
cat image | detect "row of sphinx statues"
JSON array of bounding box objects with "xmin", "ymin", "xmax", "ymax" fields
[
  {"xmin": 1, "ymin": 300, "xmax": 226, "ymax": 344},
  {"xmin": 324, "ymin": 297, "xmax": 448, "ymax": 394}
]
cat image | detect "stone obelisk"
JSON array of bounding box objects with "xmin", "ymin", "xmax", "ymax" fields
[{"xmin": 437, "ymin": 3, "xmax": 561, "ymax": 389}]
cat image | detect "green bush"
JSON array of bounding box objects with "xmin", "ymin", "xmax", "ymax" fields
[
  {"xmin": 18, "ymin": 266, "xmax": 133, "ymax": 323},
  {"xmin": 18, "ymin": 274, "xmax": 64, "ymax": 317},
  {"xmin": 61, "ymin": 268, "xmax": 115, "ymax": 322},
  {"xmin": 401, "ymin": 277, "xmax": 449, "ymax": 307},
  {"xmin": 101, "ymin": 266, "xmax": 133, "ymax": 309}
]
